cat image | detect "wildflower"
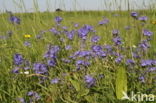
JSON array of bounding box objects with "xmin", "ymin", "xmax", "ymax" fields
[
  {"xmin": 14, "ymin": 54, "xmax": 23, "ymax": 65},
  {"xmin": 61, "ymin": 58, "xmax": 71, "ymax": 63},
  {"xmin": 147, "ymin": 67, "xmax": 156, "ymax": 72},
  {"xmin": 55, "ymin": 16, "xmax": 63, "ymax": 24},
  {"xmin": 65, "ymin": 45, "xmax": 72, "ymax": 50},
  {"xmin": 91, "ymin": 35, "xmax": 100, "ymax": 43},
  {"xmin": 113, "ymin": 36, "xmax": 122, "ymax": 45},
  {"xmin": 76, "ymin": 60, "xmax": 90, "ymax": 67},
  {"xmin": 131, "ymin": 12, "xmax": 138, "ymax": 19},
  {"xmin": 27, "ymin": 91, "xmax": 41, "ymax": 101},
  {"xmin": 142, "ymin": 29, "xmax": 153, "ymax": 37},
  {"xmin": 33, "ymin": 63, "xmax": 48, "ymax": 75},
  {"xmin": 85, "ymin": 75, "xmax": 96, "ymax": 88},
  {"xmin": 98, "ymin": 18, "xmax": 109, "ymax": 25},
  {"xmin": 139, "ymin": 76, "xmax": 145, "ymax": 83},
  {"xmin": 24, "ymin": 34, "xmax": 31, "ymax": 38},
  {"xmin": 141, "ymin": 60, "xmax": 153, "ymax": 67},
  {"xmin": 138, "ymin": 16, "xmax": 148, "ymax": 22},
  {"xmin": 78, "ymin": 25, "xmax": 93, "ymax": 40},
  {"xmin": 44, "ymin": 45, "xmax": 60, "ymax": 59},
  {"xmin": 126, "ymin": 59, "xmax": 135, "ymax": 65},
  {"xmin": 112, "ymin": 29, "xmax": 120, "ymax": 37},
  {"xmin": 12, "ymin": 67, "xmax": 20, "ymax": 74},
  {"xmin": 47, "ymin": 59, "xmax": 56, "ymax": 67},
  {"xmin": 91, "ymin": 45, "xmax": 102, "ymax": 52},
  {"xmin": 24, "ymin": 41, "xmax": 31, "ymax": 47},
  {"xmin": 139, "ymin": 40, "xmax": 150, "ymax": 50},
  {"xmin": 74, "ymin": 23, "xmax": 79, "ymax": 27},
  {"xmin": 49, "ymin": 28, "xmax": 60, "ymax": 35},
  {"xmin": 115, "ymin": 55, "xmax": 123, "ymax": 63},
  {"xmin": 9, "ymin": 16, "xmax": 20, "ymax": 24},
  {"xmin": 17, "ymin": 98, "xmax": 25, "ymax": 103},
  {"xmin": 51, "ymin": 78, "xmax": 60, "ymax": 84},
  {"xmin": 65, "ymin": 30, "xmax": 75, "ymax": 40}
]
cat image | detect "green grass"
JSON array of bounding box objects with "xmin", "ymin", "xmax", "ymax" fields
[{"xmin": 0, "ymin": 10, "xmax": 156, "ymax": 103}]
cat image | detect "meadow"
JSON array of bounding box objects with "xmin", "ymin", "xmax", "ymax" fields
[{"xmin": 0, "ymin": 9, "xmax": 156, "ymax": 103}]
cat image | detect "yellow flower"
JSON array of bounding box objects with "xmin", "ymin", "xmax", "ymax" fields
[
  {"xmin": 24, "ymin": 34, "xmax": 31, "ymax": 38},
  {"xmin": 152, "ymin": 21, "xmax": 156, "ymax": 24}
]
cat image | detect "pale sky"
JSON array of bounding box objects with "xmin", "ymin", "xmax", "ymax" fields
[{"xmin": 0, "ymin": 0, "xmax": 155, "ymax": 13}]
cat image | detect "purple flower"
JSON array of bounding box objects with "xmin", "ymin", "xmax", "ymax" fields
[
  {"xmin": 139, "ymin": 40, "xmax": 150, "ymax": 50},
  {"xmin": 98, "ymin": 18, "xmax": 109, "ymax": 25},
  {"xmin": 74, "ymin": 23, "xmax": 79, "ymax": 27},
  {"xmin": 61, "ymin": 58, "xmax": 71, "ymax": 63},
  {"xmin": 142, "ymin": 29, "xmax": 153, "ymax": 37},
  {"xmin": 78, "ymin": 25, "xmax": 93, "ymax": 40},
  {"xmin": 51, "ymin": 78, "xmax": 60, "ymax": 84},
  {"xmin": 55, "ymin": 16, "xmax": 63, "ymax": 24},
  {"xmin": 95, "ymin": 51, "xmax": 107, "ymax": 58},
  {"xmin": 76, "ymin": 60, "xmax": 90, "ymax": 67},
  {"xmin": 113, "ymin": 36, "xmax": 122, "ymax": 45},
  {"xmin": 141, "ymin": 60, "xmax": 153, "ymax": 67},
  {"xmin": 14, "ymin": 54, "xmax": 23, "ymax": 65},
  {"xmin": 138, "ymin": 16, "xmax": 148, "ymax": 22},
  {"xmin": 91, "ymin": 35, "xmax": 100, "ymax": 43},
  {"xmin": 17, "ymin": 98, "xmax": 25, "ymax": 103},
  {"xmin": 47, "ymin": 59, "xmax": 56, "ymax": 67},
  {"xmin": 44, "ymin": 45, "xmax": 60, "ymax": 59},
  {"xmin": 85, "ymin": 75, "xmax": 96, "ymax": 88},
  {"xmin": 9, "ymin": 16, "xmax": 20, "ymax": 24},
  {"xmin": 91, "ymin": 45, "xmax": 102, "ymax": 52},
  {"xmin": 139, "ymin": 76, "xmax": 145, "ymax": 83},
  {"xmin": 27, "ymin": 91, "xmax": 40, "ymax": 101},
  {"xmin": 33, "ymin": 63, "xmax": 48, "ymax": 75},
  {"xmin": 24, "ymin": 41, "xmax": 31, "ymax": 47},
  {"xmin": 49, "ymin": 28, "xmax": 60, "ymax": 35},
  {"xmin": 148, "ymin": 67, "xmax": 156, "ymax": 72},
  {"xmin": 126, "ymin": 59, "xmax": 135, "ymax": 65},
  {"xmin": 65, "ymin": 30, "xmax": 75, "ymax": 40},
  {"xmin": 65, "ymin": 45, "xmax": 72, "ymax": 50},
  {"xmin": 115, "ymin": 55, "xmax": 123, "ymax": 63},
  {"xmin": 131, "ymin": 12, "xmax": 138, "ymax": 19},
  {"xmin": 12, "ymin": 67, "xmax": 19, "ymax": 74},
  {"xmin": 112, "ymin": 29, "xmax": 120, "ymax": 37}
]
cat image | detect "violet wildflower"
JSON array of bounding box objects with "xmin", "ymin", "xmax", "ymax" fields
[
  {"xmin": 142, "ymin": 29, "xmax": 153, "ymax": 37},
  {"xmin": 148, "ymin": 67, "xmax": 156, "ymax": 72},
  {"xmin": 24, "ymin": 41, "xmax": 31, "ymax": 47},
  {"xmin": 138, "ymin": 16, "xmax": 148, "ymax": 22},
  {"xmin": 65, "ymin": 30, "xmax": 75, "ymax": 40},
  {"xmin": 91, "ymin": 45, "xmax": 102, "ymax": 52},
  {"xmin": 112, "ymin": 29, "xmax": 120, "ymax": 37},
  {"xmin": 78, "ymin": 25, "xmax": 93, "ymax": 40},
  {"xmin": 27, "ymin": 91, "xmax": 41, "ymax": 101},
  {"xmin": 55, "ymin": 16, "xmax": 63, "ymax": 24},
  {"xmin": 131, "ymin": 12, "xmax": 138, "ymax": 19},
  {"xmin": 44, "ymin": 45, "xmax": 60, "ymax": 59},
  {"xmin": 85, "ymin": 75, "xmax": 96, "ymax": 88},
  {"xmin": 113, "ymin": 36, "xmax": 122, "ymax": 45},
  {"xmin": 115, "ymin": 55, "xmax": 123, "ymax": 63},
  {"xmin": 47, "ymin": 59, "xmax": 56, "ymax": 67},
  {"xmin": 17, "ymin": 98, "xmax": 25, "ymax": 103},
  {"xmin": 91, "ymin": 35, "xmax": 100, "ymax": 43},
  {"xmin": 14, "ymin": 54, "xmax": 23, "ymax": 65},
  {"xmin": 76, "ymin": 60, "xmax": 90, "ymax": 67},
  {"xmin": 126, "ymin": 59, "xmax": 135, "ymax": 65},
  {"xmin": 9, "ymin": 16, "xmax": 20, "ymax": 24},
  {"xmin": 141, "ymin": 60, "xmax": 153, "ymax": 67},
  {"xmin": 33, "ymin": 63, "xmax": 48, "ymax": 75},
  {"xmin": 51, "ymin": 78, "xmax": 60, "ymax": 84},
  {"xmin": 139, "ymin": 76, "xmax": 145, "ymax": 83},
  {"xmin": 61, "ymin": 58, "xmax": 71, "ymax": 63},
  {"xmin": 12, "ymin": 67, "xmax": 19, "ymax": 74},
  {"xmin": 139, "ymin": 40, "xmax": 150, "ymax": 50},
  {"xmin": 98, "ymin": 18, "xmax": 109, "ymax": 25},
  {"xmin": 49, "ymin": 28, "xmax": 60, "ymax": 35}
]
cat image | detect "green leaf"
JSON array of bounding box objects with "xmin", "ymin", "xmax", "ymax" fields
[
  {"xmin": 115, "ymin": 66, "xmax": 127, "ymax": 99},
  {"xmin": 70, "ymin": 79, "xmax": 80, "ymax": 92}
]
